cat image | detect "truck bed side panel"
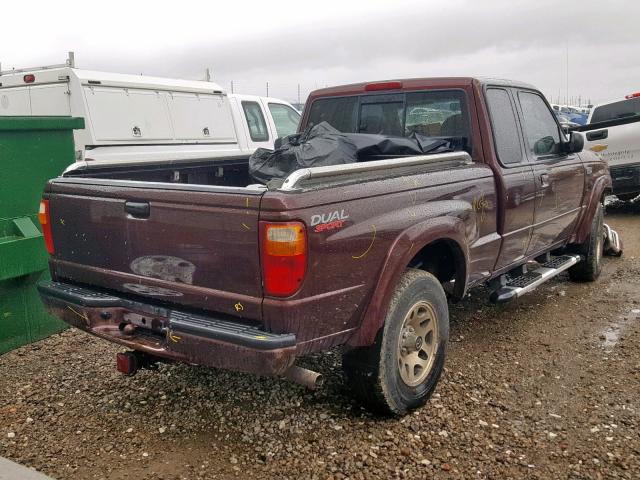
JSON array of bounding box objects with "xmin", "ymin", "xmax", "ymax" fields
[{"xmin": 260, "ymin": 164, "xmax": 498, "ymax": 352}]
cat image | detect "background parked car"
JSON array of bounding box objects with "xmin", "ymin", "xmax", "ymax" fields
[{"xmin": 581, "ymin": 92, "xmax": 640, "ymax": 201}]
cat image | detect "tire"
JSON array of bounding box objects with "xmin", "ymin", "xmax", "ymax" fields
[
  {"xmin": 342, "ymin": 269, "xmax": 449, "ymax": 416},
  {"xmin": 568, "ymin": 202, "xmax": 604, "ymax": 282}
]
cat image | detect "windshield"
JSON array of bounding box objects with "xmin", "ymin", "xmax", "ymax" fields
[{"xmin": 307, "ymin": 89, "xmax": 471, "ymax": 153}]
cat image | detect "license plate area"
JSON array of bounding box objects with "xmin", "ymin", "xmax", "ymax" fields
[{"xmin": 122, "ymin": 312, "xmax": 168, "ymax": 335}]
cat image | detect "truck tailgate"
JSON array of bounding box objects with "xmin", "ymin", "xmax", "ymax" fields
[{"xmin": 45, "ymin": 179, "xmax": 264, "ymax": 320}]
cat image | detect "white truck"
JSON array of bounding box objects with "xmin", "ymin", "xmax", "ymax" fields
[
  {"xmin": 582, "ymin": 92, "xmax": 640, "ymax": 201},
  {"xmin": 0, "ymin": 55, "xmax": 300, "ymax": 167}
]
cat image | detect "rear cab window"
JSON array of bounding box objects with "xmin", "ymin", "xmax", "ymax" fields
[
  {"xmin": 242, "ymin": 101, "xmax": 269, "ymax": 142},
  {"xmin": 307, "ymin": 89, "xmax": 472, "ymax": 154},
  {"xmin": 485, "ymin": 88, "xmax": 523, "ymax": 165},
  {"xmin": 591, "ymin": 97, "xmax": 640, "ymax": 123},
  {"xmin": 268, "ymin": 103, "xmax": 301, "ymax": 138},
  {"xmin": 307, "ymin": 96, "xmax": 359, "ymax": 133},
  {"xmin": 359, "ymin": 94, "xmax": 404, "ymax": 136}
]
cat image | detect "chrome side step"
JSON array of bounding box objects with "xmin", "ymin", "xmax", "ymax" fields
[{"xmin": 490, "ymin": 254, "xmax": 581, "ymax": 304}]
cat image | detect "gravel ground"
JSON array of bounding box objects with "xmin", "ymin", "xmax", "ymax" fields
[{"xmin": 1, "ymin": 203, "xmax": 639, "ymax": 480}]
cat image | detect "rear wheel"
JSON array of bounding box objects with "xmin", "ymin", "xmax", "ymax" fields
[
  {"xmin": 343, "ymin": 269, "xmax": 449, "ymax": 415},
  {"xmin": 569, "ymin": 202, "xmax": 604, "ymax": 282}
]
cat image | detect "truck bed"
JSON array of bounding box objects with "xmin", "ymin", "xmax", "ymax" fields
[
  {"xmin": 65, "ymin": 155, "xmax": 258, "ymax": 188},
  {"xmin": 46, "ymin": 156, "xmax": 266, "ymax": 321}
]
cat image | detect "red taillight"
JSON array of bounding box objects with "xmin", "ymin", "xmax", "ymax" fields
[
  {"xmin": 260, "ymin": 221, "xmax": 306, "ymax": 297},
  {"xmin": 23, "ymin": 74, "xmax": 35, "ymax": 83},
  {"xmin": 364, "ymin": 81, "xmax": 403, "ymax": 92},
  {"xmin": 38, "ymin": 200, "xmax": 55, "ymax": 255},
  {"xmin": 625, "ymin": 92, "xmax": 640, "ymax": 99}
]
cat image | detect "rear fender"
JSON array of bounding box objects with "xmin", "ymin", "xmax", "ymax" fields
[
  {"xmin": 572, "ymin": 174, "xmax": 611, "ymax": 245},
  {"xmin": 346, "ymin": 216, "xmax": 468, "ymax": 347}
]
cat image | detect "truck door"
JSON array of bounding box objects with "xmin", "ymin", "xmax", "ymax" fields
[
  {"xmin": 515, "ymin": 90, "xmax": 585, "ymax": 254},
  {"xmin": 485, "ymin": 87, "xmax": 536, "ymax": 270},
  {"xmin": 265, "ymin": 101, "xmax": 301, "ymax": 139}
]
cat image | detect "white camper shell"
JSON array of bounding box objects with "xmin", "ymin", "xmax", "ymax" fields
[{"xmin": 0, "ymin": 62, "xmax": 300, "ymax": 167}]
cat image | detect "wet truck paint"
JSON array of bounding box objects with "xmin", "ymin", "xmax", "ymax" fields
[
  {"xmin": 46, "ymin": 181, "xmax": 265, "ymax": 320},
  {"xmin": 39, "ymin": 77, "xmax": 611, "ymax": 377},
  {"xmin": 260, "ymin": 164, "xmax": 497, "ymax": 353}
]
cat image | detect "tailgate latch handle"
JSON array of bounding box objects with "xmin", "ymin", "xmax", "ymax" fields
[{"xmin": 125, "ymin": 201, "xmax": 150, "ymax": 219}]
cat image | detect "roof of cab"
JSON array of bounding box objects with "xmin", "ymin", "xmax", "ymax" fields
[
  {"xmin": 228, "ymin": 93, "xmax": 297, "ymax": 107},
  {"xmin": 308, "ymin": 77, "xmax": 537, "ymax": 99}
]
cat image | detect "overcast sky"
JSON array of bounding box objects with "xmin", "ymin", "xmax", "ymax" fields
[{"xmin": 1, "ymin": 0, "xmax": 638, "ymax": 105}]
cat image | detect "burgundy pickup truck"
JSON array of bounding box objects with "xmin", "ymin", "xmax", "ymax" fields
[{"xmin": 38, "ymin": 78, "xmax": 621, "ymax": 415}]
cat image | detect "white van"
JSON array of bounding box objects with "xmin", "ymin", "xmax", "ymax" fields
[
  {"xmin": 0, "ymin": 59, "xmax": 300, "ymax": 167},
  {"xmin": 584, "ymin": 93, "xmax": 640, "ymax": 201}
]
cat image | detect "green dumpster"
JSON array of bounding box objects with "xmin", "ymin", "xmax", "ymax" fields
[{"xmin": 0, "ymin": 116, "xmax": 85, "ymax": 354}]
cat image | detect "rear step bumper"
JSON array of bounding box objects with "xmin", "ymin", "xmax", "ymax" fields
[{"xmin": 37, "ymin": 281, "xmax": 297, "ymax": 376}]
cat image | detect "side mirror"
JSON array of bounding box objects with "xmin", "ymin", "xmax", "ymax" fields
[
  {"xmin": 533, "ymin": 135, "xmax": 556, "ymax": 155},
  {"xmin": 564, "ymin": 131, "xmax": 584, "ymax": 154}
]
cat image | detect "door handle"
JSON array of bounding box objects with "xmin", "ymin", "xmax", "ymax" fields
[
  {"xmin": 125, "ymin": 201, "xmax": 150, "ymax": 218},
  {"xmin": 540, "ymin": 173, "xmax": 550, "ymax": 188},
  {"xmin": 586, "ymin": 129, "xmax": 608, "ymax": 141}
]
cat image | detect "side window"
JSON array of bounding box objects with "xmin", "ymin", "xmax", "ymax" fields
[
  {"xmin": 518, "ymin": 92, "xmax": 560, "ymax": 156},
  {"xmin": 405, "ymin": 90, "xmax": 471, "ymax": 153},
  {"xmin": 268, "ymin": 103, "xmax": 301, "ymax": 138},
  {"xmin": 241, "ymin": 101, "xmax": 269, "ymax": 142},
  {"xmin": 307, "ymin": 96, "xmax": 358, "ymax": 132},
  {"xmin": 486, "ymin": 88, "xmax": 522, "ymax": 165}
]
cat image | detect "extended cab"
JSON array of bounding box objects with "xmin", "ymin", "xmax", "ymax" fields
[
  {"xmin": 37, "ymin": 77, "xmax": 619, "ymax": 415},
  {"xmin": 581, "ymin": 92, "xmax": 640, "ymax": 201},
  {"xmin": 0, "ymin": 58, "xmax": 300, "ymax": 166}
]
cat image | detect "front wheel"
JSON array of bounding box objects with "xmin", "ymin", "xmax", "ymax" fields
[
  {"xmin": 343, "ymin": 269, "xmax": 449, "ymax": 415},
  {"xmin": 568, "ymin": 202, "xmax": 604, "ymax": 282}
]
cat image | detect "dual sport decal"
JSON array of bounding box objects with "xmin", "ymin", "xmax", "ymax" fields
[{"xmin": 310, "ymin": 209, "xmax": 349, "ymax": 233}]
